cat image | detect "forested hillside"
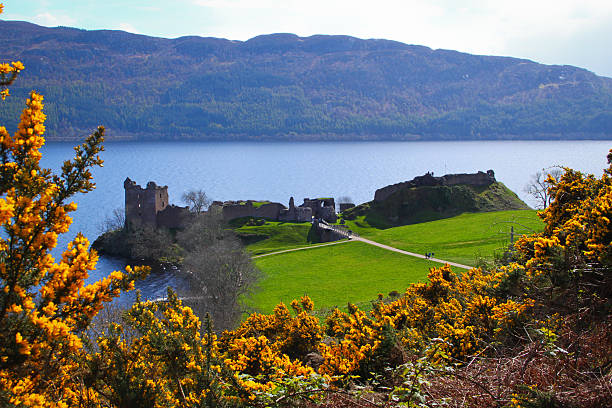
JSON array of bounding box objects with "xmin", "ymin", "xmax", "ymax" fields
[{"xmin": 1, "ymin": 20, "xmax": 612, "ymax": 141}]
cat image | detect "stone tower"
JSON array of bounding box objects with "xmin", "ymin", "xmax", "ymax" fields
[{"xmin": 124, "ymin": 177, "xmax": 169, "ymax": 228}]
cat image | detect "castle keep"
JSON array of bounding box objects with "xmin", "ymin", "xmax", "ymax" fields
[{"xmin": 124, "ymin": 178, "xmax": 189, "ymax": 229}]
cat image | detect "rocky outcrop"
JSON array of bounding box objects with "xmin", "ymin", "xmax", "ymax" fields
[{"xmin": 374, "ymin": 170, "xmax": 496, "ymax": 202}]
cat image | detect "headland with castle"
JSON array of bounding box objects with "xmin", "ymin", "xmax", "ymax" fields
[{"xmin": 122, "ymin": 169, "xmax": 499, "ymax": 231}]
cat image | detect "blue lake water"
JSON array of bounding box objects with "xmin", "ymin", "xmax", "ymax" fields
[{"xmin": 39, "ymin": 140, "xmax": 611, "ymax": 304}]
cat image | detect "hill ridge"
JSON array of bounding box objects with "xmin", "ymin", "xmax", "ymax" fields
[{"xmin": 1, "ymin": 20, "xmax": 611, "ymax": 141}]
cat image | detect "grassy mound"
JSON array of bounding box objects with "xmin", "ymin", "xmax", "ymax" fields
[{"xmin": 343, "ymin": 181, "xmax": 529, "ymax": 226}]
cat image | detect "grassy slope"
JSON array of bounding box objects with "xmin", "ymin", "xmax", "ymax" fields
[
  {"xmin": 233, "ymin": 220, "xmax": 319, "ymax": 255},
  {"xmin": 240, "ymin": 210, "xmax": 543, "ymax": 312},
  {"xmin": 343, "ymin": 209, "xmax": 543, "ymax": 266},
  {"xmin": 249, "ymin": 241, "xmax": 441, "ymax": 313},
  {"xmin": 343, "ymin": 182, "xmax": 530, "ymax": 227}
]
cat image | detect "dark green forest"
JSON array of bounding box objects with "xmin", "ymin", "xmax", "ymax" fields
[{"xmin": 1, "ymin": 21, "xmax": 611, "ymax": 141}]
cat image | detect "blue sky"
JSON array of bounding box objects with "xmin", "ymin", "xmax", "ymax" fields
[{"xmin": 2, "ymin": 0, "xmax": 612, "ymax": 78}]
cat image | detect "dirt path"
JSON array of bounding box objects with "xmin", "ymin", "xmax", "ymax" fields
[
  {"xmin": 353, "ymin": 236, "xmax": 473, "ymax": 269},
  {"xmin": 251, "ymin": 235, "xmax": 473, "ymax": 270},
  {"xmin": 251, "ymin": 240, "xmax": 350, "ymax": 259}
]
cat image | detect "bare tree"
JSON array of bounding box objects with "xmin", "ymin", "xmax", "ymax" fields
[
  {"xmin": 182, "ymin": 189, "xmax": 211, "ymax": 214},
  {"xmin": 337, "ymin": 196, "xmax": 353, "ymax": 212},
  {"xmin": 176, "ymin": 211, "xmax": 226, "ymax": 251},
  {"xmin": 97, "ymin": 207, "xmax": 125, "ymax": 234},
  {"xmin": 182, "ymin": 239, "xmax": 260, "ymax": 331},
  {"xmin": 524, "ymin": 167, "xmax": 564, "ymax": 209},
  {"xmin": 176, "ymin": 214, "xmax": 260, "ymax": 331}
]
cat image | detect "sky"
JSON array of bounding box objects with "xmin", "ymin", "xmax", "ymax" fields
[{"xmin": 2, "ymin": 0, "xmax": 612, "ymax": 78}]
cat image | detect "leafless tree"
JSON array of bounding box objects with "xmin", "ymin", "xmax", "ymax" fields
[
  {"xmin": 176, "ymin": 214, "xmax": 260, "ymax": 331},
  {"xmin": 97, "ymin": 207, "xmax": 125, "ymax": 234},
  {"xmin": 182, "ymin": 240, "xmax": 259, "ymax": 331},
  {"xmin": 337, "ymin": 196, "xmax": 354, "ymax": 212},
  {"xmin": 176, "ymin": 211, "xmax": 226, "ymax": 251},
  {"xmin": 524, "ymin": 167, "xmax": 564, "ymax": 209},
  {"xmin": 182, "ymin": 189, "xmax": 211, "ymax": 214}
]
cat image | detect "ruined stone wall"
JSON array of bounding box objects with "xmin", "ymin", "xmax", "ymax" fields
[
  {"xmin": 124, "ymin": 178, "xmax": 189, "ymax": 230},
  {"xmin": 300, "ymin": 198, "xmax": 337, "ymax": 222},
  {"xmin": 318, "ymin": 207, "xmax": 337, "ymax": 223},
  {"xmin": 279, "ymin": 206, "xmax": 312, "ymax": 222},
  {"xmin": 339, "ymin": 203, "xmax": 355, "ymax": 212},
  {"xmin": 221, "ymin": 201, "xmax": 285, "ymax": 221},
  {"xmin": 374, "ymin": 170, "xmax": 496, "ymax": 202},
  {"xmin": 279, "ymin": 196, "xmax": 312, "ymax": 222},
  {"xmin": 442, "ymin": 170, "xmax": 495, "ymax": 186},
  {"xmin": 257, "ymin": 203, "xmax": 285, "ymax": 219},
  {"xmin": 156, "ymin": 205, "xmax": 190, "ymax": 229}
]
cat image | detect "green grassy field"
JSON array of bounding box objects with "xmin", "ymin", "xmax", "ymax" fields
[
  {"xmin": 248, "ymin": 241, "xmax": 444, "ymax": 313},
  {"xmin": 342, "ymin": 210, "xmax": 543, "ymax": 266},
  {"xmin": 238, "ymin": 210, "xmax": 544, "ymax": 312},
  {"xmin": 233, "ymin": 220, "xmax": 319, "ymax": 255}
]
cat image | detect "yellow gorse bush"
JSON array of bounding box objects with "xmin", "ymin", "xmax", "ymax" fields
[{"xmin": 0, "ymin": 6, "xmax": 148, "ymax": 404}]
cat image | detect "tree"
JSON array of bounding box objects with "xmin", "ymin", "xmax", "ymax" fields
[
  {"xmin": 97, "ymin": 207, "xmax": 125, "ymax": 234},
  {"xmin": 0, "ymin": 5, "xmax": 147, "ymax": 403},
  {"xmin": 126, "ymin": 223, "xmax": 177, "ymax": 262},
  {"xmin": 177, "ymin": 214, "xmax": 260, "ymax": 331},
  {"xmin": 182, "ymin": 189, "xmax": 211, "ymax": 214},
  {"xmin": 523, "ymin": 167, "xmax": 563, "ymax": 209}
]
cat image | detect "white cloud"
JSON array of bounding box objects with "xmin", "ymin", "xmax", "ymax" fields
[
  {"xmin": 31, "ymin": 12, "xmax": 76, "ymax": 27},
  {"xmin": 190, "ymin": 0, "xmax": 276, "ymax": 9},
  {"xmin": 116, "ymin": 22, "xmax": 141, "ymax": 34}
]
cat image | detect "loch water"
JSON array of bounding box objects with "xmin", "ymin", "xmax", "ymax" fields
[{"xmin": 39, "ymin": 139, "xmax": 611, "ymax": 304}]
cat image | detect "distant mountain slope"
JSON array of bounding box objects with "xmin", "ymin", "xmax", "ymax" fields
[{"xmin": 1, "ymin": 20, "xmax": 611, "ymax": 141}]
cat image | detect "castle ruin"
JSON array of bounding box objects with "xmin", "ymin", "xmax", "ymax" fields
[
  {"xmin": 124, "ymin": 177, "xmax": 339, "ymax": 227},
  {"xmin": 300, "ymin": 198, "xmax": 337, "ymax": 223},
  {"xmin": 279, "ymin": 197, "xmax": 312, "ymax": 222},
  {"xmin": 214, "ymin": 196, "xmax": 337, "ymax": 223},
  {"xmin": 124, "ymin": 178, "xmax": 189, "ymax": 229},
  {"xmin": 374, "ymin": 170, "xmax": 496, "ymax": 202}
]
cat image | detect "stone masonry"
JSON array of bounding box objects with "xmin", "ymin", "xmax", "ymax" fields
[
  {"xmin": 279, "ymin": 197, "xmax": 312, "ymax": 222},
  {"xmin": 374, "ymin": 170, "xmax": 496, "ymax": 202},
  {"xmin": 124, "ymin": 178, "xmax": 189, "ymax": 229},
  {"xmin": 300, "ymin": 198, "xmax": 337, "ymax": 223},
  {"xmin": 217, "ymin": 200, "xmax": 286, "ymax": 222},
  {"xmin": 215, "ymin": 196, "xmax": 337, "ymax": 223}
]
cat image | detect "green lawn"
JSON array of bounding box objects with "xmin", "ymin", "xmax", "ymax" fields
[
  {"xmin": 342, "ymin": 210, "xmax": 543, "ymax": 266},
  {"xmin": 248, "ymin": 241, "xmax": 444, "ymax": 313},
  {"xmin": 239, "ymin": 210, "xmax": 544, "ymax": 313},
  {"xmin": 233, "ymin": 220, "xmax": 319, "ymax": 255}
]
